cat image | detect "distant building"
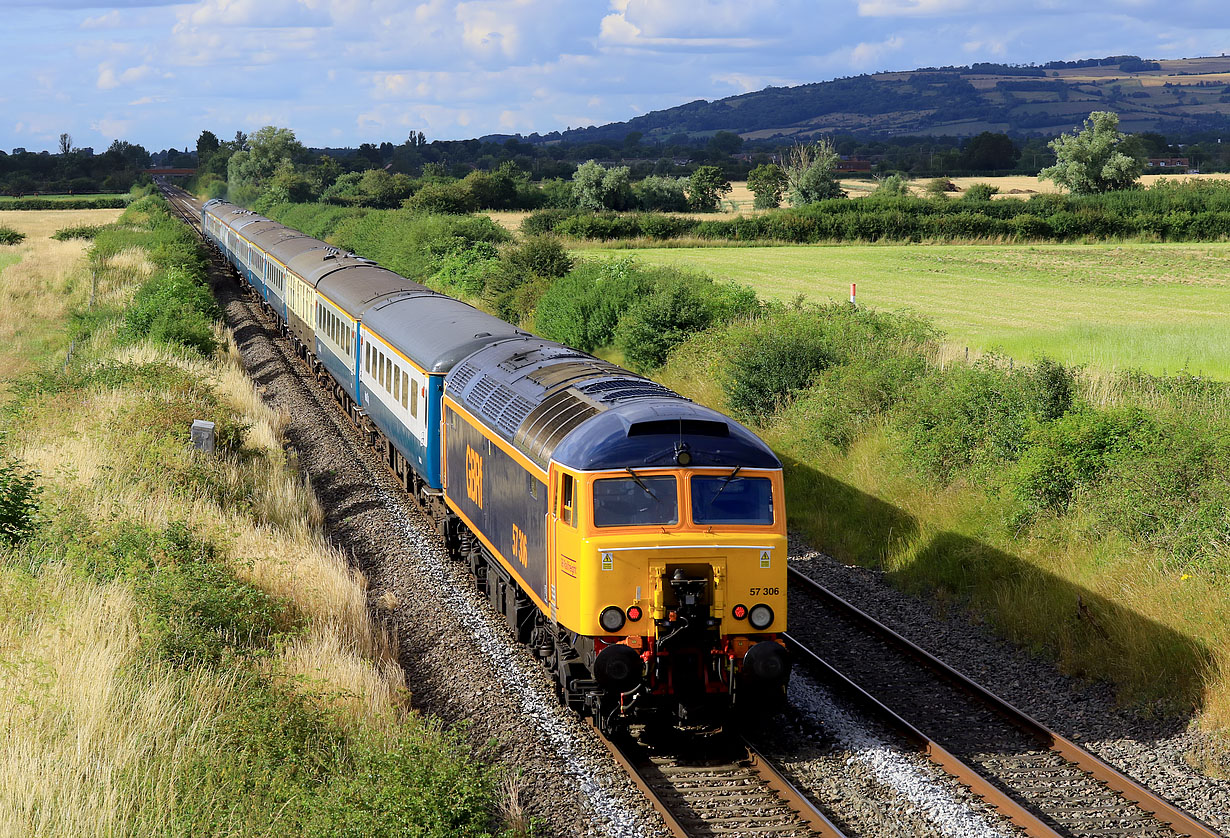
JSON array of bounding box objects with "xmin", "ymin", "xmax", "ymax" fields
[
  {"xmin": 835, "ymin": 158, "xmax": 872, "ymax": 172},
  {"xmin": 1147, "ymin": 157, "xmax": 1190, "ymax": 169}
]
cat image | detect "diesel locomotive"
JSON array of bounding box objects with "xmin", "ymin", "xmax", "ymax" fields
[{"xmin": 201, "ymin": 198, "xmax": 790, "ymax": 733}]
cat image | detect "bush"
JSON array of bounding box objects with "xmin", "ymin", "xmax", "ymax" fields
[
  {"xmin": 0, "ymin": 451, "xmax": 41, "ymax": 546},
  {"xmin": 123, "ymin": 265, "xmax": 220, "ymax": 355},
  {"xmin": 329, "ymin": 210, "xmax": 508, "ymax": 284},
  {"xmin": 502, "ymin": 234, "xmax": 573, "ymax": 279},
  {"xmin": 51, "ymin": 225, "xmax": 104, "ymax": 241},
  {"xmin": 615, "ymin": 274, "xmax": 756, "ymax": 371},
  {"xmin": 402, "ymin": 181, "xmax": 478, "ymax": 214},
  {"xmin": 962, "ymin": 182, "xmax": 1000, "ymax": 201},
  {"xmin": 0, "ymin": 226, "xmax": 24, "ymax": 245},
  {"xmin": 534, "ymin": 258, "xmax": 649, "ymax": 350}
]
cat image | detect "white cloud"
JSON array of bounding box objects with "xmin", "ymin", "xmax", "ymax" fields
[
  {"xmin": 849, "ymin": 35, "xmax": 906, "ymax": 67},
  {"xmin": 857, "ymin": 0, "xmax": 972, "ymax": 16}
]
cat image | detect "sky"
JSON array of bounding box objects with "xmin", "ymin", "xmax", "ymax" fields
[{"xmin": 2, "ymin": 0, "xmax": 1229, "ymax": 153}]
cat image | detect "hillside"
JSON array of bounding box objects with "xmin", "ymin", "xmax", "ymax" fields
[{"xmin": 556, "ymin": 55, "xmax": 1230, "ymax": 142}]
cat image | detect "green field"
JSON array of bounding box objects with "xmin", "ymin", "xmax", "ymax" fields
[
  {"xmin": 611, "ymin": 242, "xmax": 1230, "ymax": 379},
  {"xmin": 0, "ymin": 193, "xmax": 127, "ymax": 202}
]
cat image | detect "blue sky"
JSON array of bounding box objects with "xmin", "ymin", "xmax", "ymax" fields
[{"xmin": 3, "ymin": 0, "xmax": 1229, "ymax": 153}]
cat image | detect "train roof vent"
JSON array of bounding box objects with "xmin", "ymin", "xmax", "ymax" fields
[
  {"xmin": 577, "ymin": 378, "xmax": 680, "ymax": 404},
  {"xmin": 470, "ymin": 375, "xmax": 536, "ymax": 440},
  {"xmin": 515, "ymin": 389, "xmax": 602, "ymax": 468},
  {"xmin": 527, "ymin": 358, "xmax": 622, "ymax": 390},
  {"xmin": 451, "ymin": 361, "xmax": 480, "ymax": 390}
]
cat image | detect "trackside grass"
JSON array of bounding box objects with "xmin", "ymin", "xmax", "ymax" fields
[
  {"xmin": 0, "ymin": 197, "xmax": 515, "ymax": 836},
  {"xmin": 614, "ymin": 243, "xmax": 1230, "ymax": 379},
  {"xmin": 654, "ymin": 306, "xmax": 1230, "ymax": 760}
]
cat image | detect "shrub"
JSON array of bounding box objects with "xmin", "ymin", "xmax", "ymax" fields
[
  {"xmin": 962, "ymin": 183, "xmax": 1000, "ymax": 201},
  {"xmin": 0, "ymin": 451, "xmax": 41, "ymax": 546},
  {"xmin": 635, "ymin": 176, "xmax": 689, "ymax": 212},
  {"xmin": 534, "ymin": 258, "xmax": 653, "ymax": 350},
  {"xmin": 123, "ymin": 265, "xmax": 220, "ymax": 355},
  {"xmin": 615, "ymin": 275, "xmax": 756, "ymax": 371},
  {"xmin": 51, "ymin": 225, "xmax": 104, "ymax": 241},
  {"xmin": 402, "ymin": 181, "xmax": 478, "ymax": 214},
  {"xmin": 0, "ymin": 226, "xmax": 25, "ymax": 245},
  {"xmin": 502, "ymin": 234, "xmax": 573, "ymax": 279},
  {"xmin": 519, "ymin": 208, "xmax": 577, "ymax": 235}
]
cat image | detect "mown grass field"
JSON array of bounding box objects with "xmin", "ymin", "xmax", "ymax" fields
[{"xmin": 610, "ymin": 242, "xmax": 1230, "ymax": 379}]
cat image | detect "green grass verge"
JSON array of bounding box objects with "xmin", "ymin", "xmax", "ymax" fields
[{"xmin": 608, "ymin": 243, "xmax": 1230, "ymax": 379}]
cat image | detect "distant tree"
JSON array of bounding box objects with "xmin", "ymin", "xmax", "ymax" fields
[
  {"xmin": 623, "ymin": 131, "xmax": 644, "ymax": 149},
  {"xmin": 961, "ymin": 132, "xmax": 1019, "ymax": 170},
  {"xmin": 572, "ymin": 160, "xmax": 632, "ymax": 211},
  {"xmin": 747, "ymin": 163, "xmax": 788, "ymax": 209},
  {"xmin": 785, "ymin": 139, "xmax": 845, "ymax": 206},
  {"xmin": 634, "ymin": 175, "xmax": 689, "ymax": 212},
  {"xmin": 196, "ymin": 130, "xmax": 220, "ymax": 165},
  {"xmin": 232, "ymin": 130, "xmax": 248, "ymax": 152},
  {"xmin": 58, "ymin": 133, "xmax": 72, "ymax": 156},
  {"xmin": 1039, "ymin": 111, "xmax": 1143, "ymax": 194},
  {"xmin": 687, "ymin": 165, "xmax": 732, "ymax": 212},
  {"xmin": 227, "ymin": 126, "xmax": 308, "ymax": 206},
  {"xmin": 707, "ymin": 131, "xmax": 744, "ymax": 156}
]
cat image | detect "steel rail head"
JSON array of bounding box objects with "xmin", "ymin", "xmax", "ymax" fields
[
  {"xmin": 786, "ymin": 567, "xmax": 1222, "ymax": 838},
  {"xmin": 741, "ymin": 737, "xmax": 852, "ymax": 838},
  {"xmin": 783, "ymin": 634, "xmax": 1067, "ymax": 838}
]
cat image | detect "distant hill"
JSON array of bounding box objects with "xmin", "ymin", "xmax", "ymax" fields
[{"xmin": 552, "ymin": 55, "xmax": 1230, "ymax": 143}]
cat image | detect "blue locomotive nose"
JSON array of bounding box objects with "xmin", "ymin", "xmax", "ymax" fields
[
  {"xmin": 594, "ymin": 644, "xmax": 643, "ymax": 693},
  {"xmin": 743, "ymin": 640, "xmax": 790, "ymax": 685}
]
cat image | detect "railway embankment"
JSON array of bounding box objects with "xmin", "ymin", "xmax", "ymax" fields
[
  {"xmin": 244, "ymin": 197, "xmax": 1230, "ymax": 767},
  {"xmin": 0, "ymin": 195, "xmax": 512, "ymax": 836}
]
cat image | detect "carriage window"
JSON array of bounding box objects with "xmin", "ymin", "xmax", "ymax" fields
[
  {"xmin": 593, "ymin": 475, "xmax": 678, "ymax": 527},
  {"xmin": 393, "ymin": 366, "xmax": 401, "ymax": 402},
  {"xmin": 400, "ymin": 371, "xmax": 409, "ymax": 409},
  {"xmin": 410, "ymin": 377, "xmax": 419, "ymax": 418},
  {"xmin": 690, "ymin": 475, "xmax": 774, "ymax": 526}
]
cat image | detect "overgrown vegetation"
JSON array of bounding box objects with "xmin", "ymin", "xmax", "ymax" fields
[
  {"xmin": 0, "ymin": 196, "xmax": 514, "ymax": 835},
  {"xmin": 0, "ymin": 226, "xmax": 24, "ymax": 245}
]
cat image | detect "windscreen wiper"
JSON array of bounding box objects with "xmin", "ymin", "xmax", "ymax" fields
[
  {"xmin": 707, "ymin": 466, "xmax": 742, "ymax": 507},
  {"xmin": 625, "ymin": 466, "xmax": 658, "ymax": 501}
]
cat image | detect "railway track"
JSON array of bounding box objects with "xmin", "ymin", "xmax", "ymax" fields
[
  {"xmin": 785, "ymin": 566, "xmax": 1222, "ymax": 838},
  {"xmin": 158, "ymin": 183, "xmax": 1219, "ymax": 838},
  {"xmin": 594, "ymin": 724, "xmax": 848, "ymax": 838},
  {"xmin": 158, "ymin": 182, "xmax": 853, "ymax": 838}
]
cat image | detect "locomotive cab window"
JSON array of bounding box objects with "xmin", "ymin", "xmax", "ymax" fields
[
  {"xmin": 560, "ymin": 474, "xmax": 576, "ymax": 526},
  {"xmin": 690, "ymin": 474, "xmax": 774, "ymax": 526},
  {"xmin": 593, "ymin": 475, "xmax": 678, "ymax": 528}
]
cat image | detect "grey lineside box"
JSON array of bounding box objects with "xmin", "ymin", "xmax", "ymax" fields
[{"xmin": 191, "ymin": 420, "xmax": 216, "ymax": 453}]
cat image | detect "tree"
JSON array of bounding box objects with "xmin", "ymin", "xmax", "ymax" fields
[
  {"xmin": 572, "ymin": 160, "xmax": 632, "ymax": 211},
  {"xmin": 1039, "ymin": 111, "xmax": 1143, "ymax": 194},
  {"xmin": 961, "ymin": 132, "xmax": 1018, "ymax": 171},
  {"xmin": 747, "ymin": 163, "xmax": 788, "ymax": 209},
  {"xmin": 785, "ymin": 139, "xmax": 845, "ymax": 206},
  {"xmin": 196, "ymin": 130, "xmax": 220, "ymax": 165},
  {"xmin": 634, "ymin": 175, "xmax": 689, "ymax": 212},
  {"xmin": 227, "ymin": 126, "xmax": 308, "ymax": 206},
  {"xmin": 687, "ymin": 165, "xmax": 732, "ymax": 212},
  {"xmin": 961, "ymin": 182, "xmax": 999, "ymax": 201},
  {"xmin": 58, "ymin": 133, "xmax": 72, "ymax": 156},
  {"xmin": 707, "ymin": 131, "xmax": 744, "ymax": 156}
]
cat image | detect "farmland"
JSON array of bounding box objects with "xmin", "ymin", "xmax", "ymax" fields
[{"xmin": 606, "ymin": 242, "xmax": 1230, "ymax": 379}]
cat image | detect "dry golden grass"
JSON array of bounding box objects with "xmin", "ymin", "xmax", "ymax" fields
[
  {"xmin": 0, "ymin": 563, "xmax": 239, "ymax": 836},
  {"xmin": 0, "ymin": 210, "xmax": 123, "ymax": 379},
  {"xmin": 0, "ymin": 238, "xmax": 410, "ymax": 831}
]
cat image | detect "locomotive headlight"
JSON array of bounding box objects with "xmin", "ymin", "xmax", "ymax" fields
[
  {"xmin": 599, "ymin": 606, "xmax": 626, "ymax": 633},
  {"xmin": 748, "ymin": 603, "xmax": 774, "ymax": 630}
]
